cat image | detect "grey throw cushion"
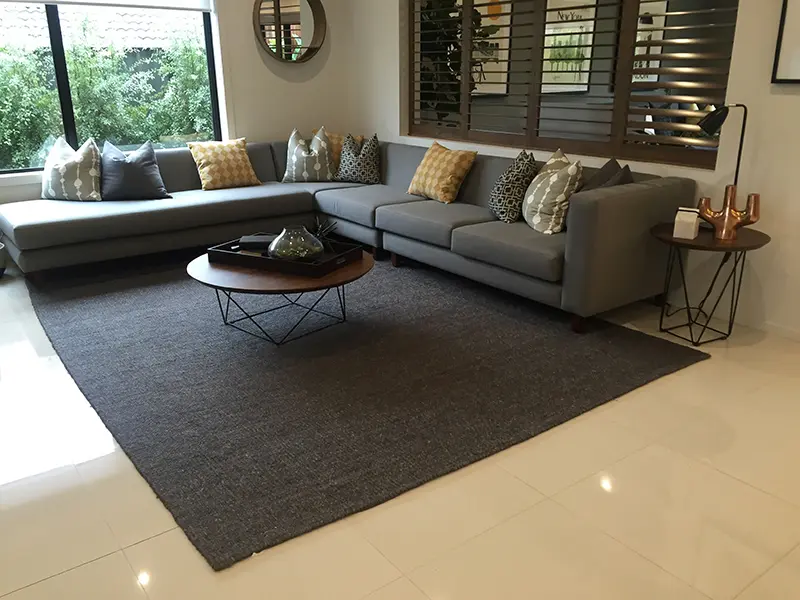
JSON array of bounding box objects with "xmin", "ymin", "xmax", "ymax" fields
[
  {"xmin": 282, "ymin": 127, "xmax": 335, "ymax": 183},
  {"xmin": 522, "ymin": 150, "xmax": 583, "ymax": 235},
  {"xmin": 602, "ymin": 165, "xmax": 634, "ymax": 188},
  {"xmin": 582, "ymin": 158, "xmax": 621, "ymax": 192},
  {"xmin": 101, "ymin": 141, "xmax": 170, "ymax": 200},
  {"xmin": 41, "ymin": 137, "xmax": 102, "ymax": 201},
  {"xmin": 337, "ymin": 134, "xmax": 381, "ymax": 184},
  {"xmin": 488, "ymin": 151, "xmax": 538, "ymax": 223}
]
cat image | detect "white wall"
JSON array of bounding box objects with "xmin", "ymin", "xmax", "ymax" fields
[
  {"xmin": 215, "ymin": 0, "xmax": 362, "ymax": 141},
  {"xmin": 345, "ymin": 0, "xmax": 800, "ymax": 339}
]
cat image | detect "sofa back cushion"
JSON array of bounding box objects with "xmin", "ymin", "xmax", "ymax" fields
[
  {"xmin": 381, "ymin": 143, "xmax": 428, "ymax": 190},
  {"xmin": 457, "ymin": 154, "xmax": 514, "ymax": 207},
  {"xmin": 155, "ymin": 142, "xmax": 277, "ymax": 193}
]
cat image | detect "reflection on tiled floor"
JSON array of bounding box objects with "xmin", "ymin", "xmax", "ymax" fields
[{"xmin": 2, "ymin": 266, "xmax": 800, "ymax": 599}]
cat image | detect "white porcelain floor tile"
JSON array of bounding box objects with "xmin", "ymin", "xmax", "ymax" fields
[
  {"xmin": 124, "ymin": 523, "xmax": 400, "ymax": 600},
  {"xmin": 76, "ymin": 448, "xmax": 177, "ymax": 548},
  {"xmin": 0, "ymin": 466, "xmax": 120, "ymax": 597},
  {"xmin": 736, "ymin": 545, "xmax": 800, "ymax": 600},
  {"xmin": 494, "ymin": 413, "xmax": 649, "ymax": 496},
  {"xmin": 3, "ymin": 552, "xmax": 147, "ymax": 600},
  {"xmin": 662, "ymin": 382, "xmax": 800, "ymax": 508},
  {"xmin": 554, "ymin": 444, "xmax": 800, "ymax": 600},
  {"xmin": 409, "ymin": 500, "xmax": 707, "ymax": 600},
  {"xmin": 351, "ymin": 461, "xmax": 542, "ymax": 573},
  {"xmin": 362, "ymin": 578, "xmax": 429, "ymax": 600}
]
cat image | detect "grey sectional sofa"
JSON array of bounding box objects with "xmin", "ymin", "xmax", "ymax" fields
[{"xmin": 0, "ymin": 140, "xmax": 696, "ymax": 321}]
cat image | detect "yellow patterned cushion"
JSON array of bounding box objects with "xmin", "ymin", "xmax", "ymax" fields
[
  {"xmin": 407, "ymin": 142, "xmax": 477, "ymax": 204},
  {"xmin": 313, "ymin": 130, "xmax": 364, "ymax": 171},
  {"xmin": 187, "ymin": 138, "xmax": 260, "ymax": 191}
]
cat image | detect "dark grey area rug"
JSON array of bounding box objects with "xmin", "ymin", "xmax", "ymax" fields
[{"xmin": 28, "ymin": 257, "xmax": 708, "ymax": 570}]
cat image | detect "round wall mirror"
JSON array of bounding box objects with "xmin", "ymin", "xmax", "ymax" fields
[{"xmin": 253, "ymin": 0, "xmax": 327, "ymax": 63}]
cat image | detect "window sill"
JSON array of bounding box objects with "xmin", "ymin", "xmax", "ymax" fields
[{"xmin": 0, "ymin": 171, "xmax": 42, "ymax": 187}]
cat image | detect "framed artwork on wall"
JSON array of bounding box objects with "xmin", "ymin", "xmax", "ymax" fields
[
  {"xmin": 541, "ymin": 0, "xmax": 597, "ymax": 94},
  {"xmin": 773, "ymin": 0, "xmax": 800, "ymax": 83}
]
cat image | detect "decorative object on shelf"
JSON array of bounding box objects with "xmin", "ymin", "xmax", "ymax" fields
[
  {"xmin": 696, "ymin": 104, "xmax": 761, "ymax": 241},
  {"xmin": 698, "ymin": 186, "xmax": 760, "ymax": 242},
  {"xmin": 253, "ymin": 0, "xmax": 326, "ymax": 63},
  {"xmin": 773, "ymin": 0, "xmax": 800, "ymax": 83},
  {"xmin": 672, "ymin": 207, "xmax": 700, "ymax": 240},
  {"xmin": 311, "ymin": 217, "xmax": 338, "ymax": 251},
  {"xmin": 268, "ymin": 226, "xmax": 324, "ymax": 261},
  {"xmin": 0, "ymin": 242, "xmax": 6, "ymax": 278}
]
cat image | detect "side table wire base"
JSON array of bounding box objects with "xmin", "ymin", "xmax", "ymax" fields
[
  {"xmin": 659, "ymin": 246, "xmax": 746, "ymax": 347},
  {"xmin": 214, "ymin": 286, "xmax": 347, "ymax": 346}
]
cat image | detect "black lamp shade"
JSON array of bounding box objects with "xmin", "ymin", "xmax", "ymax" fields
[{"xmin": 697, "ymin": 105, "xmax": 729, "ymax": 135}]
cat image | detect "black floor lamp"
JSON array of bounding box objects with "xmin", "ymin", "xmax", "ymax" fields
[
  {"xmin": 697, "ymin": 104, "xmax": 748, "ymax": 187},
  {"xmin": 695, "ymin": 103, "xmax": 760, "ymax": 241}
]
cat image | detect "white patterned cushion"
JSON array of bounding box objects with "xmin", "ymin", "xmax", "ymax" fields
[
  {"xmin": 282, "ymin": 127, "xmax": 335, "ymax": 183},
  {"xmin": 522, "ymin": 150, "xmax": 583, "ymax": 235},
  {"xmin": 41, "ymin": 137, "xmax": 102, "ymax": 202},
  {"xmin": 337, "ymin": 134, "xmax": 381, "ymax": 184}
]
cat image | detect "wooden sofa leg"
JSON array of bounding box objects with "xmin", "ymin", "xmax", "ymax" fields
[
  {"xmin": 368, "ymin": 246, "xmax": 388, "ymax": 261},
  {"xmin": 390, "ymin": 252, "xmax": 401, "ymax": 267},
  {"xmin": 571, "ymin": 315, "xmax": 587, "ymax": 334}
]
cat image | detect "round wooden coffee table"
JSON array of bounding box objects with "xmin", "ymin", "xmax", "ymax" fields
[{"xmin": 187, "ymin": 251, "xmax": 375, "ymax": 345}]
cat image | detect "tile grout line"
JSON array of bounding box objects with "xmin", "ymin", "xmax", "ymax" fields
[
  {"xmin": 731, "ymin": 541, "xmax": 800, "ymax": 600},
  {"xmin": 547, "ymin": 493, "xmax": 715, "ymax": 600},
  {"xmin": 0, "ymin": 550, "xmax": 120, "ymax": 599},
  {"xmin": 548, "ymin": 440, "xmax": 800, "ymax": 600},
  {"xmin": 350, "ymin": 490, "xmax": 547, "ymax": 582},
  {"xmin": 651, "ymin": 423, "xmax": 800, "ymax": 512}
]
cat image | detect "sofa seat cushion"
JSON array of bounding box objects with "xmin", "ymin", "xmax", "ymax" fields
[
  {"xmin": 315, "ymin": 185, "xmax": 422, "ymax": 227},
  {"xmin": 375, "ymin": 201, "xmax": 495, "ymax": 248},
  {"xmin": 0, "ymin": 183, "xmax": 312, "ymax": 251},
  {"xmin": 451, "ymin": 221, "xmax": 566, "ymax": 282},
  {"xmin": 278, "ymin": 182, "xmax": 364, "ymax": 195}
]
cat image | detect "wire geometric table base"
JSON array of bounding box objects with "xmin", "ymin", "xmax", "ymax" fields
[
  {"xmin": 215, "ymin": 285, "xmax": 347, "ymax": 346},
  {"xmin": 659, "ymin": 246, "xmax": 746, "ymax": 347}
]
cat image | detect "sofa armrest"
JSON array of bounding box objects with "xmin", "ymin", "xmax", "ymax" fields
[{"xmin": 561, "ymin": 177, "xmax": 697, "ymax": 317}]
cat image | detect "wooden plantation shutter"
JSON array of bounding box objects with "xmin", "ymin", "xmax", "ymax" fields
[
  {"xmin": 408, "ymin": 0, "xmax": 739, "ymax": 169},
  {"xmin": 622, "ymin": 0, "xmax": 739, "ymax": 167}
]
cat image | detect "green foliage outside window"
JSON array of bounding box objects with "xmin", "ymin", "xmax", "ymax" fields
[{"xmin": 0, "ymin": 34, "xmax": 213, "ymax": 171}]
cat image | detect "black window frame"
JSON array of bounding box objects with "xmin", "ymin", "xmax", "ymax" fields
[{"xmin": 0, "ymin": 3, "xmax": 222, "ymax": 175}]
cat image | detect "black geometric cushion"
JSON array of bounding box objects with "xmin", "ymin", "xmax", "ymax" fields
[
  {"xmin": 488, "ymin": 151, "xmax": 538, "ymax": 223},
  {"xmin": 337, "ymin": 134, "xmax": 381, "ymax": 184}
]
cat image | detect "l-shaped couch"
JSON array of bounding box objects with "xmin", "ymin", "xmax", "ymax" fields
[{"xmin": 0, "ymin": 140, "xmax": 695, "ymax": 321}]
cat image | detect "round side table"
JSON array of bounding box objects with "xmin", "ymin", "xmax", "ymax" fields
[{"xmin": 651, "ymin": 223, "xmax": 771, "ymax": 347}]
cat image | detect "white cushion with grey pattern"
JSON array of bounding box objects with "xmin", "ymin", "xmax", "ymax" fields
[
  {"xmin": 337, "ymin": 134, "xmax": 381, "ymax": 184},
  {"xmin": 281, "ymin": 127, "xmax": 335, "ymax": 183},
  {"xmin": 488, "ymin": 150, "xmax": 537, "ymax": 223},
  {"xmin": 41, "ymin": 137, "xmax": 102, "ymax": 202},
  {"xmin": 522, "ymin": 150, "xmax": 583, "ymax": 235}
]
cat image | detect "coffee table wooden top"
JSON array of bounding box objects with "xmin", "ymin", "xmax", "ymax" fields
[{"xmin": 187, "ymin": 251, "xmax": 375, "ymax": 294}]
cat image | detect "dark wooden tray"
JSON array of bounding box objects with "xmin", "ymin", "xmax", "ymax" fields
[{"xmin": 208, "ymin": 233, "xmax": 363, "ymax": 277}]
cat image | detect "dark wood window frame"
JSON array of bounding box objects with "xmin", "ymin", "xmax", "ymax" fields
[{"xmin": 406, "ymin": 0, "xmax": 739, "ymax": 170}]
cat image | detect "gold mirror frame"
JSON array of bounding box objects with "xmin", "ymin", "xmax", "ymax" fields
[{"xmin": 253, "ymin": 0, "xmax": 327, "ymax": 64}]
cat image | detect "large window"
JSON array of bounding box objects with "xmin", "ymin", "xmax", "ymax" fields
[
  {"xmin": 0, "ymin": 1, "xmax": 220, "ymax": 173},
  {"xmin": 409, "ymin": 0, "xmax": 739, "ymax": 168}
]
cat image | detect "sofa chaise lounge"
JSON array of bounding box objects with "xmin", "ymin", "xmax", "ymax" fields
[{"xmin": 0, "ymin": 141, "xmax": 696, "ymax": 322}]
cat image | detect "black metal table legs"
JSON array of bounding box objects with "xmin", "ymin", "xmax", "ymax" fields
[
  {"xmin": 214, "ymin": 286, "xmax": 347, "ymax": 345},
  {"xmin": 659, "ymin": 246, "xmax": 747, "ymax": 347}
]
